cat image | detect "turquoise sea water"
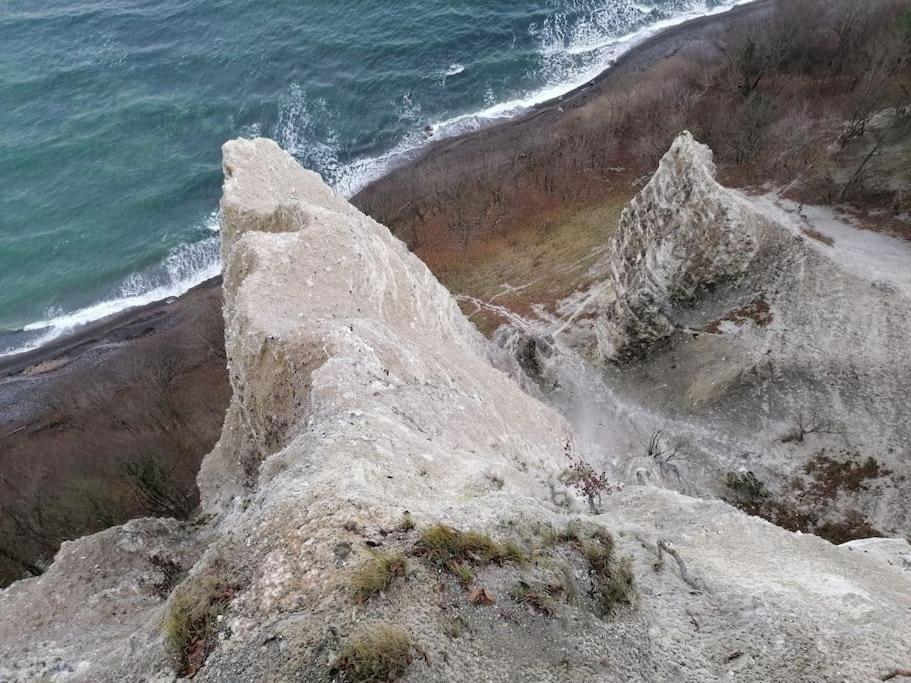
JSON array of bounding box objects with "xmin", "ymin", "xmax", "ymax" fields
[{"xmin": 0, "ymin": 0, "xmax": 749, "ymax": 355}]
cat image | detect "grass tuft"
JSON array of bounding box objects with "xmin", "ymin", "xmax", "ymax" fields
[
  {"xmin": 580, "ymin": 531, "xmax": 634, "ymax": 616},
  {"xmin": 398, "ymin": 512, "xmax": 415, "ymax": 532},
  {"xmin": 419, "ymin": 524, "xmax": 526, "ymax": 566},
  {"xmin": 415, "ymin": 524, "xmax": 527, "ymax": 586},
  {"xmin": 352, "ymin": 552, "xmax": 407, "ymax": 604},
  {"xmin": 336, "ymin": 624, "xmax": 413, "ymax": 683},
  {"xmin": 593, "ymin": 557, "xmax": 635, "ymax": 615},
  {"xmin": 509, "ymin": 579, "xmax": 556, "ymax": 616},
  {"xmin": 446, "ymin": 561, "xmax": 475, "ymax": 586},
  {"xmin": 164, "ymin": 576, "xmax": 236, "ymax": 676}
]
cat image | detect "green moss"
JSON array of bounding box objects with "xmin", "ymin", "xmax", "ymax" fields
[
  {"xmin": 351, "ymin": 553, "xmax": 407, "ymax": 604},
  {"xmin": 336, "ymin": 624, "xmax": 413, "ymax": 683}
]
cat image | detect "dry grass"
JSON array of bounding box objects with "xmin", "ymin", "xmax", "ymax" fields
[
  {"xmin": 428, "ymin": 200, "xmax": 626, "ymax": 336},
  {"xmin": 418, "ymin": 524, "xmax": 526, "ymax": 566},
  {"xmin": 415, "ymin": 524, "xmax": 526, "ymax": 586},
  {"xmin": 163, "ymin": 576, "xmax": 237, "ymax": 677},
  {"xmin": 510, "ymin": 579, "xmax": 557, "ymax": 616},
  {"xmin": 335, "ymin": 624, "xmax": 413, "ymax": 683},
  {"xmin": 581, "ymin": 530, "xmax": 635, "ymax": 616},
  {"xmin": 704, "ymin": 295, "xmax": 774, "ymax": 334},
  {"xmin": 351, "ymin": 552, "xmax": 407, "ymax": 604}
]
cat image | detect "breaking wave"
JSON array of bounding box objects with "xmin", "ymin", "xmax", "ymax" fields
[
  {"xmin": 0, "ymin": 213, "xmax": 221, "ymax": 357},
  {"xmin": 299, "ymin": 0, "xmax": 756, "ymax": 197},
  {"xmin": 2, "ymin": 0, "xmax": 756, "ymax": 359}
]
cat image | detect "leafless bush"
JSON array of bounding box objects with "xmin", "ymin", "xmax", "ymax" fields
[
  {"xmin": 781, "ymin": 410, "xmax": 841, "ymax": 444},
  {"xmin": 123, "ymin": 458, "xmax": 197, "ymax": 519}
]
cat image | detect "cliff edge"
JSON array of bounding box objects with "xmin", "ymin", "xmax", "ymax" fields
[{"xmin": 0, "ymin": 139, "xmax": 909, "ymax": 682}]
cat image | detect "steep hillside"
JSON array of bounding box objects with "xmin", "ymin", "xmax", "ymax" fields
[
  {"xmin": 1, "ymin": 139, "xmax": 909, "ymax": 682},
  {"xmin": 508, "ymin": 132, "xmax": 911, "ymax": 544}
]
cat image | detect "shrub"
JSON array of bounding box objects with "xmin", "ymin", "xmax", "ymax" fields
[
  {"xmin": 581, "ymin": 530, "xmax": 635, "ymax": 616},
  {"xmin": 724, "ymin": 471, "xmax": 768, "ymax": 503},
  {"xmin": 351, "ymin": 553, "xmax": 407, "ymax": 604},
  {"xmin": 335, "ymin": 625, "xmax": 413, "ymax": 683},
  {"xmin": 565, "ymin": 458, "xmax": 612, "ymax": 514}
]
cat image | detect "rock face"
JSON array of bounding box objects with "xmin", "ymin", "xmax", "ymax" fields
[
  {"xmin": 594, "ymin": 132, "xmax": 757, "ymax": 360},
  {"xmin": 548, "ymin": 132, "xmax": 911, "ymax": 543},
  {"xmin": 1, "ymin": 139, "xmax": 910, "ymax": 682}
]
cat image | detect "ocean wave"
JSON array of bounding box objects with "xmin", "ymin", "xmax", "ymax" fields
[
  {"xmin": 0, "ymin": 213, "xmax": 221, "ymax": 358},
  {"xmin": 332, "ymin": 0, "xmax": 756, "ymax": 197},
  {"xmin": 272, "ymin": 84, "xmax": 342, "ymax": 183},
  {"xmin": 3, "ymin": 0, "xmax": 757, "ymax": 359}
]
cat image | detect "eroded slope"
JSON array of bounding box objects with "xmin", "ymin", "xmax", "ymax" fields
[{"xmin": 0, "ymin": 139, "xmax": 909, "ymax": 682}]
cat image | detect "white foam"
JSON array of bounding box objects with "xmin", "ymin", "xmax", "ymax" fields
[
  {"xmin": 4, "ymin": 0, "xmax": 758, "ymax": 358},
  {"xmin": 332, "ymin": 0, "xmax": 757, "ymax": 196},
  {"xmin": 1, "ymin": 213, "xmax": 221, "ymax": 357}
]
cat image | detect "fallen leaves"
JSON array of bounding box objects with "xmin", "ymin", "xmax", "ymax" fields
[{"xmin": 467, "ymin": 586, "xmax": 496, "ymax": 605}]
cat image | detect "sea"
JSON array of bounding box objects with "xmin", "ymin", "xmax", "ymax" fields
[{"xmin": 0, "ymin": 0, "xmax": 751, "ymax": 356}]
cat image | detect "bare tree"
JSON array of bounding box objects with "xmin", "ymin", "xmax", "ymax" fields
[{"xmin": 781, "ymin": 410, "xmax": 841, "ymax": 444}]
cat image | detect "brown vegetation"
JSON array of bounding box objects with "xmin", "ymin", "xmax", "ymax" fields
[
  {"xmin": 723, "ymin": 451, "xmax": 893, "ymax": 544},
  {"xmin": 164, "ymin": 576, "xmax": 238, "ymax": 677},
  {"xmin": 705, "ymin": 295, "xmax": 773, "ymax": 333},
  {"xmin": 414, "ymin": 524, "xmax": 526, "ymax": 587},
  {"xmin": 335, "ymin": 624, "xmax": 413, "ymax": 683},
  {"xmin": 351, "ymin": 552, "xmax": 408, "ymax": 604},
  {"xmin": 355, "ymin": 0, "xmax": 911, "ymax": 302},
  {"xmin": 0, "ymin": 285, "xmax": 230, "ymax": 587}
]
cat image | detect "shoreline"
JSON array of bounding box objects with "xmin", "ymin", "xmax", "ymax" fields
[
  {"xmin": 355, "ymin": 0, "xmax": 771, "ymax": 198},
  {"xmin": 0, "ymin": 0, "xmax": 769, "ymax": 379},
  {"xmin": 0, "ymin": 277, "xmax": 221, "ymax": 378}
]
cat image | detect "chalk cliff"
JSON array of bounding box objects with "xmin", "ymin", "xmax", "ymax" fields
[
  {"xmin": 593, "ymin": 132, "xmax": 758, "ymax": 360},
  {"xmin": 0, "ymin": 139, "xmax": 909, "ymax": 682},
  {"xmin": 560, "ymin": 133, "xmax": 911, "ymax": 541}
]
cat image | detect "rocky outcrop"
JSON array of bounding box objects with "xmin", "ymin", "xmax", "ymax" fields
[
  {"xmin": 1, "ymin": 139, "xmax": 910, "ymax": 682},
  {"xmin": 594, "ymin": 132, "xmax": 758, "ymax": 360},
  {"xmin": 555, "ymin": 133, "xmax": 911, "ymax": 543}
]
